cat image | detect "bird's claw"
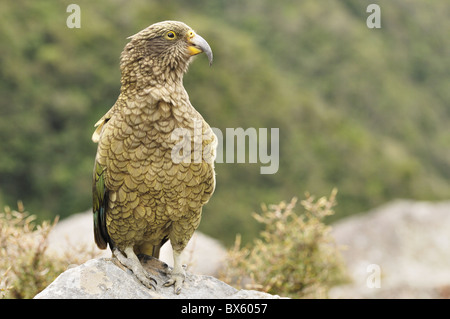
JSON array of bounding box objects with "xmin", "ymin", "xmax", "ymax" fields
[
  {"xmin": 113, "ymin": 248, "xmax": 157, "ymax": 290},
  {"xmin": 123, "ymin": 269, "xmax": 157, "ymax": 290},
  {"xmin": 135, "ymin": 268, "xmax": 157, "ymax": 290},
  {"xmin": 164, "ymin": 272, "xmax": 185, "ymax": 295}
]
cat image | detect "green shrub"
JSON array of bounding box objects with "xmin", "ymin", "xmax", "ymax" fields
[{"xmin": 220, "ymin": 189, "xmax": 348, "ymax": 298}]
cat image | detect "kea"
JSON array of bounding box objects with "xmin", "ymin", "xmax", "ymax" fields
[{"xmin": 91, "ymin": 21, "xmax": 217, "ymax": 294}]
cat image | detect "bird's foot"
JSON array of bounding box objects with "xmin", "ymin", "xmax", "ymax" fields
[
  {"xmin": 113, "ymin": 248, "xmax": 157, "ymax": 290},
  {"xmin": 138, "ymin": 254, "xmax": 171, "ymax": 276},
  {"xmin": 163, "ymin": 268, "xmax": 186, "ymax": 295}
]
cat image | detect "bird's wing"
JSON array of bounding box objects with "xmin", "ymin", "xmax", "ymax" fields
[
  {"xmin": 92, "ymin": 103, "xmax": 116, "ymax": 249},
  {"xmin": 92, "ymin": 104, "xmax": 116, "ymax": 143},
  {"xmin": 92, "ymin": 160, "xmax": 110, "ymax": 250}
]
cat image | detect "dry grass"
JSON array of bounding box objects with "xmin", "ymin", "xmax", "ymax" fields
[{"xmin": 0, "ymin": 202, "xmax": 97, "ymax": 299}]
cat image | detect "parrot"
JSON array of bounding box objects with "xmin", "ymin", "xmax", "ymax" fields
[{"xmin": 91, "ymin": 21, "xmax": 216, "ymax": 294}]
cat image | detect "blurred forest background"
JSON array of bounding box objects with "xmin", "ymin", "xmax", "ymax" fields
[{"xmin": 0, "ymin": 0, "xmax": 449, "ymax": 245}]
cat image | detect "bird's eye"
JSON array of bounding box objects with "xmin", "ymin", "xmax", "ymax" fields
[{"xmin": 165, "ymin": 31, "xmax": 177, "ymax": 40}]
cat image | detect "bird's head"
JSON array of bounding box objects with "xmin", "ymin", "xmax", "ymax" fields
[{"xmin": 120, "ymin": 21, "xmax": 213, "ymax": 91}]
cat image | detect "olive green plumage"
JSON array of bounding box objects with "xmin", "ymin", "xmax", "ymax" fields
[{"xmin": 92, "ymin": 21, "xmax": 216, "ymax": 293}]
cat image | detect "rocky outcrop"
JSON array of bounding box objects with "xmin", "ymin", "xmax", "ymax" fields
[
  {"xmin": 34, "ymin": 258, "xmax": 280, "ymax": 299},
  {"xmin": 330, "ymin": 200, "xmax": 450, "ymax": 298}
]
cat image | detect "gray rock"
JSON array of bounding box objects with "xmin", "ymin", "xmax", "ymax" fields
[
  {"xmin": 34, "ymin": 258, "xmax": 281, "ymax": 299},
  {"xmin": 329, "ymin": 200, "xmax": 450, "ymax": 298}
]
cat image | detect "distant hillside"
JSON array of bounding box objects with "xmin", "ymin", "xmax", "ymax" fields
[{"xmin": 0, "ymin": 0, "xmax": 449, "ymax": 244}]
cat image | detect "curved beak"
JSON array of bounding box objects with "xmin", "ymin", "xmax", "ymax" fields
[{"xmin": 187, "ymin": 31, "xmax": 213, "ymax": 66}]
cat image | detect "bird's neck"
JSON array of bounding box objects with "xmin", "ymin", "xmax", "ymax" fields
[{"xmin": 120, "ymin": 56, "xmax": 190, "ymax": 97}]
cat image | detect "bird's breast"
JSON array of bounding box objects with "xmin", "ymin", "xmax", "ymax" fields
[{"xmin": 104, "ymin": 97, "xmax": 215, "ymax": 194}]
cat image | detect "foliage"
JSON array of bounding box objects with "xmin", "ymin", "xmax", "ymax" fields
[
  {"xmin": 220, "ymin": 189, "xmax": 348, "ymax": 298},
  {"xmin": 0, "ymin": 268, "xmax": 12, "ymax": 299},
  {"xmin": 0, "ymin": 203, "xmax": 97, "ymax": 299},
  {"xmin": 0, "ymin": 202, "xmax": 57, "ymax": 298},
  {"xmin": 0, "ymin": 1, "xmax": 449, "ymax": 245}
]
